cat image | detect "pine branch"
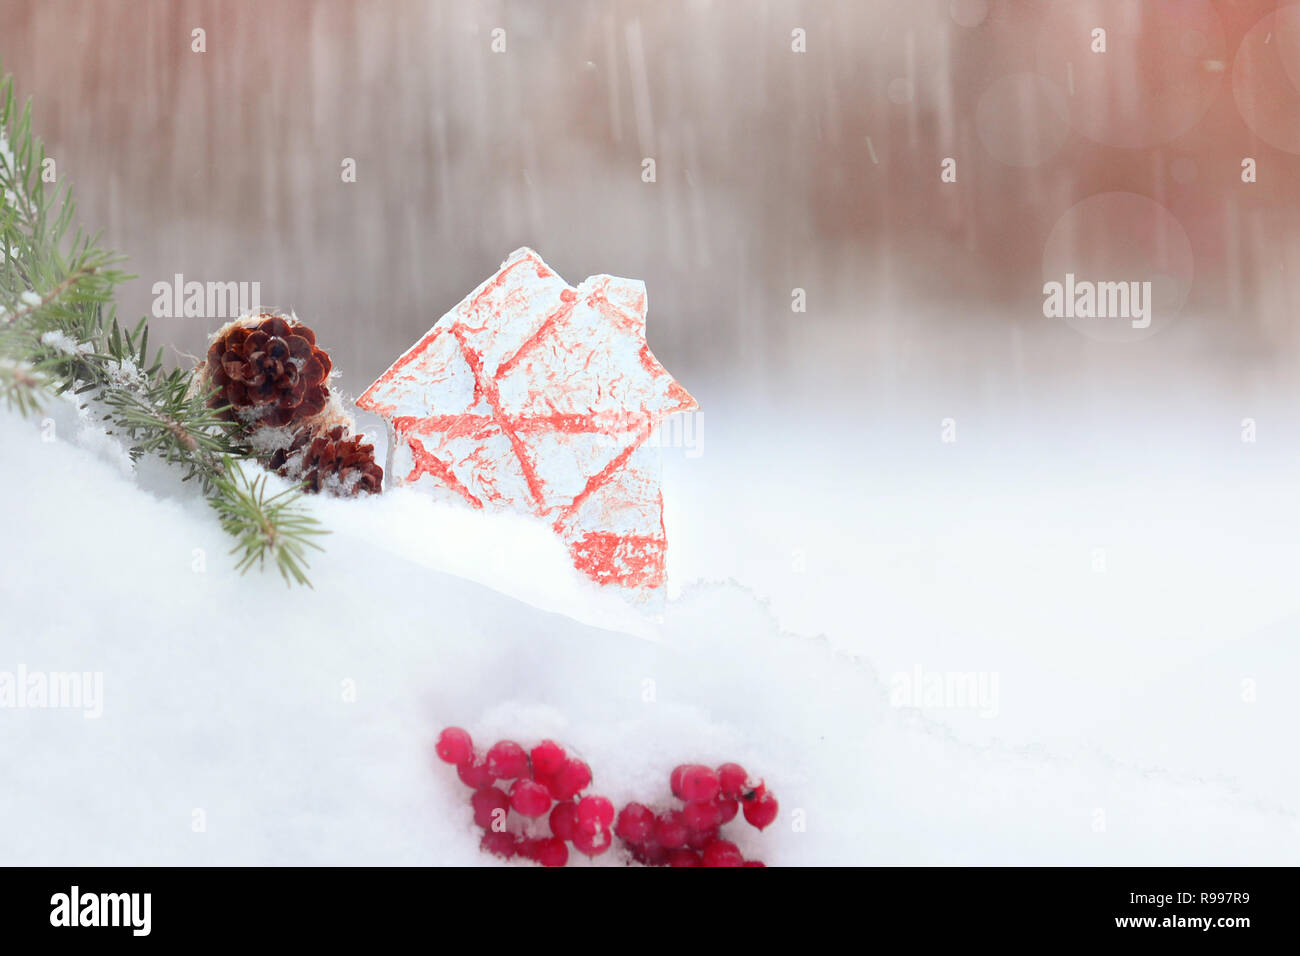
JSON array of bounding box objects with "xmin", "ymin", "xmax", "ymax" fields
[
  {"xmin": 0, "ymin": 63, "xmax": 327, "ymax": 586},
  {"xmin": 0, "ymin": 358, "xmax": 48, "ymax": 415},
  {"xmin": 209, "ymin": 459, "xmax": 328, "ymax": 587}
]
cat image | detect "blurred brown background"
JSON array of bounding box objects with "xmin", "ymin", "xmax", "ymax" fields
[{"xmin": 3, "ymin": 0, "xmax": 1300, "ymax": 410}]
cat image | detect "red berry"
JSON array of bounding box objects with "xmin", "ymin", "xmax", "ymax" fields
[
  {"xmin": 509, "ymin": 778, "xmax": 553, "ymax": 818},
  {"xmin": 669, "ymin": 765, "xmax": 688, "ymax": 799},
  {"xmin": 436, "ymin": 727, "xmax": 473, "ymax": 765},
  {"xmin": 630, "ymin": 841, "xmax": 669, "ymax": 866},
  {"xmin": 572, "ymin": 825, "xmax": 613, "ymax": 857},
  {"xmin": 480, "ymin": 830, "xmax": 517, "ymax": 859},
  {"xmin": 668, "ymin": 849, "xmax": 702, "ymax": 867},
  {"xmin": 547, "ymin": 758, "xmax": 592, "ymax": 801},
  {"xmin": 676, "ymin": 764, "xmax": 720, "ymax": 802},
  {"xmin": 456, "ymin": 758, "xmax": 494, "ymax": 790},
  {"xmin": 743, "ymin": 788, "xmax": 779, "ymax": 830},
  {"xmin": 615, "ymin": 803, "xmax": 655, "ymax": 844},
  {"xmin": 486, "ymin": 740, "xmax": 529, "ymax": 780},
  {"xmin": 717, "ymin": 762, "xmax": 749, "ymax": 798},
  {"xmin": 576, "ymin": 795, "xmax": 615, "ymax": 831},
  {"xmin": 687, "ymin": 826, "xmax": 718, "ymax": 850},
  {"xmin": 549, "ymin": 801, "xmax": 579, "ymax": 841},
  {"xmin": 683, "ymin": 800, "xmax": 720, "ymax": 832},
  {"xmin": 714, "ymin": 795, "xmax": 740, "ymax": 824},
  {"xmin": 530, "ymin": 739, "xmax": 567, "ymax": 778},
  {"xmin": 471, "ymin": 787, "xmax": 510, "ymax": 830},
  {"xmin": 532, "ymin": 837, "xmax": 569, "ymax": 867},
  {"xmin": 702, "ymin": 839, "xmax": 744, "ymax": 867},
  {"xmin": 743, "ymin": 860, "xmax": 766, "ymax": 867},
  {"xmin": 655, "ymin": 811, "xmax": 690, "ymax": 849}
]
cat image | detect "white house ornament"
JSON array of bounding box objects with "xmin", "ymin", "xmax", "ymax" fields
[{"xmin": 357, "ymin": 248, "xmax": 697, "ymax": 591}]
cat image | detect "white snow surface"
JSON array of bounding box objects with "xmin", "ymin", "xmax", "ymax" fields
[{"xmin": 1, "ymin": 391, "xmax": 1298, "ymax": 865}]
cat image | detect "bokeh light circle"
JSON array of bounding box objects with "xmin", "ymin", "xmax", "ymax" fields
[
  {"xmin": 1232, "ymin": 6, "xmax": 1300, "ymax": 155},
  {"xmin": 1041, "ymin": 192, "xmax": 1194, "ymax": 343},
  {"xmin": 1034, "ymin": 0, "xmax": 1226, "ymax": 148}
]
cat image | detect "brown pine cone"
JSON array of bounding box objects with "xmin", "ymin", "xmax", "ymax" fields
[
  {"xmin": 206, "ymin": 314, "xmax": 331, "ymax": 427},
  {"xmin": 269, "ymin": 425, "xmax": 383, "ymax": 497}
]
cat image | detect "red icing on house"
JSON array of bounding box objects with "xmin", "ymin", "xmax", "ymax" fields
[
  {"xmin": 356, "ymin": 248, "xmax": 697, "ymax": 592},
  {"xmin": 567, "ymin": 532, "xmax": 667, "ymax": 589},
  {"xmin": 405, "ymin": 435, "xmax": 484, "ymax": 509}
]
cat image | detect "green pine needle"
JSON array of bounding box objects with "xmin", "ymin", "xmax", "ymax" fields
[
  {"xmin": 209, "ymin": 459, "xmax": 329, "ymax": 587},
  {"xmin": 0, "ymin": 62, "xmax": 327, "ymax": 586}
]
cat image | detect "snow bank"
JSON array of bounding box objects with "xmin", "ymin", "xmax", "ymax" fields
[{"xmin": 0, "ymin": 397, "xmax": 1296, "ymax": 864}]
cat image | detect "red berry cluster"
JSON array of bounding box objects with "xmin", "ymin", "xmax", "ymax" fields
[
  {"xmin": 436, "ymin": 727, "xmax": 604, "ymax": 866},
  {"xmin": 614, "ymin": 763, "xmax": 775, "ymax": 867},
  {"xmin": 436, "ymin": 727, "xmax": 777, "ymax": 867}
]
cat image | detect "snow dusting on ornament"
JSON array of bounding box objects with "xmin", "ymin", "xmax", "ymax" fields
[{"xmin": 357, "ymin": 248, "xmax": 697, "ymax": 594}]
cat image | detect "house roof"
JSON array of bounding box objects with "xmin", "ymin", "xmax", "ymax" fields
[{"xmin": 357, "ymin": 247, "xmax": 697, "ymax": 427}]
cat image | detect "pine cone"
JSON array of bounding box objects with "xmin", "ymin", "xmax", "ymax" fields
[
  {"xmin": 206, "ymin": 314, "xmax": 331, "ymax": 427},
  {"xmin": 269, "ymin": 425, "xmax": 383, "ymax": 497}
]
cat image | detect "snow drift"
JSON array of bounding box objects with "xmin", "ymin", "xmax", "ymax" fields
[{"xmin": 0, "ymin": 395, "xmax": 1297, "ymax": 865}]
